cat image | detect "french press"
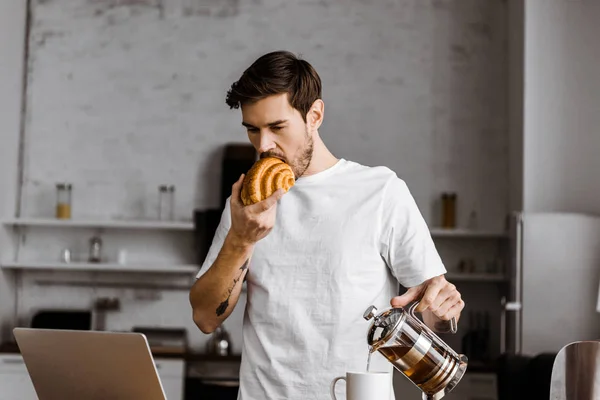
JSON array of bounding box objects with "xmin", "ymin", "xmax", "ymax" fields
[{"xmin": 363, "ymin": 302, "xmax": 468, "ymax": 400}]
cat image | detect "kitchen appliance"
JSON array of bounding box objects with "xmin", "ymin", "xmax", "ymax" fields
[
  {"xmin": 549, "ymin": 340, "xmax": 600, "ymax": 399},
  {"xmin": 363, "ymin": 302, "xmax": 467, "ymax": 400},
  {"xmin": 30, "ymin": 309, "xmax": 92, "ymax": 330},
  {"xmin": 220, "ymin": 143, "xmax": 257, "ymax": 209},
  {"xmin": 503, "ymin": 212, "xmax": 600, "ymax": 356},
  {"xmin": 194, "ymin": 208, "xmax": 222, "ymax": 265},
  {"xmin": 194, "ymin": 143, "xmax": 257, "ymax": 266},
  {"xmin": 206, "ymin": 326, "xmax": 232, "ymax": 356}
]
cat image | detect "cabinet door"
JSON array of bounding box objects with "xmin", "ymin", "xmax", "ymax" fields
[
  {"xmin": 0, "ymin": 355, "xmax": 38, "ymax": 400},
  {"xmin": 392, "ymin": 370, "xmax": 421, "ymax": 399},
  {"xmin": 392, "ymin": 369, "xmax": 498, "ymax": 400},
  {"xmin": 0, "ymin": 374, "xmax": 38, "ymax": 400},
  {"xmin": 155, "ymin": 359, "xmax": 184, "ymax": 400},
  {"xmin": 160, "ymin": 377, "xmax": 183, "ymax": 400},
  {"xmin": 442, "ymin": 372, "xmax": 498, "ymax": 400}
]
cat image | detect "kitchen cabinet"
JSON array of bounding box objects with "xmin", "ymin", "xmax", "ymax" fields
[
  {"xmin": 0, "ymin": 354, "xmax": 185, "ymax": 400},
  {"xmin": 393, "ymin": 370, "xmax": 498, "ymax": 400},
  {"xmin": 155, "ymin": 358, "xmax": 185, "ymax": 400},
  {"xmin": 0, "ymin": 354, "xmax": 37, "ymax": 400}
]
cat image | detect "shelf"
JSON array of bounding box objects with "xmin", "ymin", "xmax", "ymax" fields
[
  {"xmin": 2, "ymin": 218, "xmax": 194, "ymax": 230},
  {"xmin": 0, "ymin": 261, "xmax": 199, "ymax": 274},
  {"xmin": 430, "ymin": 228, "xmax": 508, "ymax": 239},
  {"xmin": 445, "ymin": 272, "xmax": 507, "ymax": 282}
]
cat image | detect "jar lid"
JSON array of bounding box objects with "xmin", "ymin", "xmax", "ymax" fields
[
  {"xmin": 56, "ymin": 183, "xmax": 72, "ymax": 190},
  {"xmin": 363, "ymin": 306, "xmax": 407, "ymax": 350}
]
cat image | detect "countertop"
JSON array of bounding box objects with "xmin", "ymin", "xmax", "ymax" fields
[
  {"xmin": 1, "ymin": 342, "xmax": 496, "ymax": 374},
  {"xmin": 0, "ymin": 341, "xmax": 241, "ymax": 363}
]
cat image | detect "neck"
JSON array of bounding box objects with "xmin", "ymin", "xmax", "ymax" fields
[{"xmin": 301, "ymin": 133, "xmax": 339, "ymax": 177}]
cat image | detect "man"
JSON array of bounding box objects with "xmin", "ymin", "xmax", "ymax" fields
[{"xmin": 189, "ymin": 50, "xmax": 464, "ymax": 399}]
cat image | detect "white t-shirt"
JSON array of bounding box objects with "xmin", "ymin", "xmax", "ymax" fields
[{"xmin": 196, "ymin": 159, "xmax": 446, "ymax": 400}]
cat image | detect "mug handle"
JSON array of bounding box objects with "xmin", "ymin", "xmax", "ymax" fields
[{"xmin": 330, "ymin": 376, "xmax": 346, "ymax": 400}]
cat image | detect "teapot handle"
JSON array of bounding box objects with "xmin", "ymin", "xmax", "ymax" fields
[{"xmin": 408, "ymin": 301, "xmax": 458, "ymax": 334}]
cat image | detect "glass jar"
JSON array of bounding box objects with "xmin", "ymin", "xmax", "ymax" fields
[
  {"xmin": 55, "ymin": 183, "xmax": 72, "ymax": 219},
  {"xmin": 441, "ymin": 192, "xmax": 456, "ymax": 229},
  {"xmin": 158, "ymin": 185, "xmax": 168, "ymax": 220},
  {"xmin": 158, "ymin": 184, "xmax": 175, "ymax": 221},
  {"xmin": 89, "ymin": 236, "xmax": 102, "ymax": 263},
  {"xmin": 167, "ymin": 185, "xmax": 175, "ymax": 220}
]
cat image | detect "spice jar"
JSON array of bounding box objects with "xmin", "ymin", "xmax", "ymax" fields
[
  {"xmin": 158, "ymin": 185, "xmax": 168, "ymax": 220},
  {"xmin": 158, "ymin": 184, "xmax": 175, "ymax": 221},
  {"xmin": 89, "ymin": 236, "xmax": 102, "ymax": 263},
  {"xmin": 55, "ymin": 183, "xmax": 72, "ymax": 219},
  {"xmin": 167, "ymin": 185, "xmax": 175, "ymax": 220},
  {"xmin": 441, "ymin": 192, "xmax": 457, "ymax": 229}
]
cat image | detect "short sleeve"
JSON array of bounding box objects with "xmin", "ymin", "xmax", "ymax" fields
[
  {"xmin": 195, "ymin": 197, "xmax": 232, "ymax": 280},
  {"xmin": 379, "ymin": 176, "xmax": 446, "ymax": 287}
]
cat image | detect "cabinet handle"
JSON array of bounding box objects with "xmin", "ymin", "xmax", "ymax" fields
[{"xmin": 1, "ymin": 358, "xmax": 24, "ymax": 365}]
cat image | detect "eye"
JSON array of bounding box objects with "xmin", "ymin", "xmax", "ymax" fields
[
  {"xmin": 246, "ymin": 128, "xmax": 259, "ymax": 134},
  {"xmin": 272, "ymin": 126, "xmax": 283, "ymax": 132}
]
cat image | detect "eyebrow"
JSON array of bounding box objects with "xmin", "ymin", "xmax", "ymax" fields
[{"xmin": 242, "ymin": 119, "xmax": 288, "ymax": 129}]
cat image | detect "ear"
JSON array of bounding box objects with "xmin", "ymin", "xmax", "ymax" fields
[{"xmin": 306, "ymin": 99, "xmax": 324, "ymax": 131}]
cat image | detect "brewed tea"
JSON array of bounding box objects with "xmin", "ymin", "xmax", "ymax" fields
[{"xmin": 378, "ymin": 341, "xmax": 458, "ymax": 395}]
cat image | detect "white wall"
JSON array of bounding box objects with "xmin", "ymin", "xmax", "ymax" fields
[
  {"xmin": 0, "ymin": 0, "xmax": 27, "ymax": 343},
  {"xmin": 0, "ymin": 0, "xmax": 509, "ymax": 351},
  {"xmin": 523, "ymin": 0, "xmax": 600, "ymax": 214}
]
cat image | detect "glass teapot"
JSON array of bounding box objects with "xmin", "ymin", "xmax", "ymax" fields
[{"xmin": 363, "ymin": 302, "xmax": 468, "ymax": 400}]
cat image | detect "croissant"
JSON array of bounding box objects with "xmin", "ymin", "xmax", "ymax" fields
[{"xmin": 241, "ymin": 157, "xmax": 295, "ymax": 206}]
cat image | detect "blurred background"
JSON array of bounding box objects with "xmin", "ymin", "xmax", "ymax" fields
[{"xmin": 0, "ymin": 0, "xmax": 599, "ymax": 399}]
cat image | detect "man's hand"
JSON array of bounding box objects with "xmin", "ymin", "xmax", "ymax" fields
[
  {"xmin": 390, "ymin": 274, "xmax": 464, "ymax": 332},
  {"xmin": 228, "ymin": 174, "xmax": 286, "ymax": 247}
]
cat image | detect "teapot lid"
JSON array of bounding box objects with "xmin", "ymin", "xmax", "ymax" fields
[{"xmin": 363, "ymin": 305, "xmax": 406, "ymax": 350}]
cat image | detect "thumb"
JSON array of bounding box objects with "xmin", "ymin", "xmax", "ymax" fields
[
  {"xmin": 254, "ymin": 188, "xmax": 285, "ymax": 212},
  {"xmin": 390, "ymin": 286, "xmax": 421, "ymax": 308}
]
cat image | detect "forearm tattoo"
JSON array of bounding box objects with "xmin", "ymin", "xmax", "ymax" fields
[{"xmin": 215, "ymin": 259, "xmax": 249, "ymax": 317}]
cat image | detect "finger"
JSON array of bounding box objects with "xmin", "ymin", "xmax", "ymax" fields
[
  {"xmin": 434, "ymin": 291, "xmax": 461, "ymax": 317},
  {"xmin": 230, "ymin": 174, "xmax": 245, "ymax": 206},
  {"xmin": 429, "ymin": 283, "xmax": 457, "ymax": 312},
  {"xmin": 390, "ymin": 286, "xmax": 421, "ymax": 308},
  {"xmin": 253, "ymin": 188, "xmax": 285, "ymax": 213},
  {"xmin": 441, "ymin": 299, "xmax": 465, "ymax": 321},
  {"xmin": 415, "ymin": 281, "xmax": 444, "ymax": 313}
]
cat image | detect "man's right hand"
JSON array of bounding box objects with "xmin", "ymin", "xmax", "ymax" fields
[{"xmin": 228, "ymin": 174, "xmax": 286, "ymax": 247}]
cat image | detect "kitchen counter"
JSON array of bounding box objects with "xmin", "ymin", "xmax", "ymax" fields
[{"xmin": 0, "ymin": 341, "xmax": 241, "ymax": 363}]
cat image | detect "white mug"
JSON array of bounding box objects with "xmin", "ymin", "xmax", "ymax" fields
[{"xmin": 330, "ymin": 371, "xmax": 391, "ymax": 400}]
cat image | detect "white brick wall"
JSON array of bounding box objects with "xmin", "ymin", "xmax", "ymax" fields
[
  {"xmin": 1, "ymin": 0, "xmax": 508, "ymax": 351},
  {"xmin": 0, "ymin": 0, "xmax": 27, "ymax": 343}
]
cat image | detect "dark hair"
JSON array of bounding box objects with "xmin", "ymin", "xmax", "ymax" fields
[{"xmin": 225, "ymin": 51, "xmax": 322, "ymax": 122}]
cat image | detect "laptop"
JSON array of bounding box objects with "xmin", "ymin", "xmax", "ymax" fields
[{"xmin": 13, "ymin": 327, "xmax": 168, "ymax": 400}]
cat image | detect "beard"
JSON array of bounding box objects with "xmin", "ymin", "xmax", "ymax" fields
[{"xmin": 260, "ymin": 128, "xmax": 314, "ymax": 179}]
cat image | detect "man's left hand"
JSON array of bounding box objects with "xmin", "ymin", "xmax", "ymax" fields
[{"xmin": 390, "ymin": 274, "xmax": 464, "ymax": 331}]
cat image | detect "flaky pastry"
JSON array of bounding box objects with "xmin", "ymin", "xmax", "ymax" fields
[{"xmin": 240, "ymin": 157, "xmax": 295, "ymax": 206}]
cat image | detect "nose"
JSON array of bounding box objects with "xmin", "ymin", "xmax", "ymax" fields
[{"xmin": 257, "ymin": 131, "xmax": 276, "ymax": 154}]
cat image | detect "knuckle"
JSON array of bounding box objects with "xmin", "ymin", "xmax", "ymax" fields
[{"xmin": 421, "ymin": 296, "xmax": 434, "ymax": 306}]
